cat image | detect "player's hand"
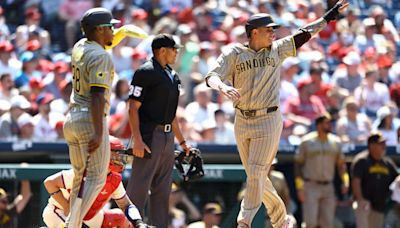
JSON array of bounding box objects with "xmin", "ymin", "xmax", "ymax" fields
[
  {"xmin": 88, "ymin": 134, "xmax": 102, "ymax": 153},
  {"xmin": 132, "ymin": 137, "xmax": 151, "ymax": 158},
  {"xmin": 218, "ymin": 84, "xmax": 240, "ymax": 101},
  {"xmin": 337, "ymin": 0, "xmax": 350, "ymax": 14},
  {"xmin": 354, "ymin": 199, "xmax": 370, "ymax": 211},
  {"xmin": 181, "ymin": 142, "xmax": 191, "ymax": 156}
]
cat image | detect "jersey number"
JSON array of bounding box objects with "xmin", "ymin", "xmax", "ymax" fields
[
  {"xmin": 129, "ymin": 85, "xmax": 143, "ymax": 97},
  {"xmin": 72, "ymin": 65, "xmax": 81, "ymax": 93}
]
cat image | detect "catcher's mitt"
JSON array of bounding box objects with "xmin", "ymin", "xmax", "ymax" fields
[{"xmin": 174, "ymin": 148, "xmax": 204, "ymax": 182}]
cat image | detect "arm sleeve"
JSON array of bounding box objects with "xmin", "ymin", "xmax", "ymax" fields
[
  {"xmin": 293, "ymin": 31, "xmax": 312, "ymax": 50},
  {"xmin": 291, "ymin": 3, "xmax": 341, "ymax": 49},
  {"xmin": 111, "ymin": 182, "xmax": 126, "ymax": 200},
  {"xmin": 295, "ymin": 141, "xmax": 306, "ymax": 163},
  {"xmin": 351, "ymin": 159, "xmax": 364, "ymax": 178},
  {"xmin": 128, "ymin": 68, "xmax": 151, "ymax": 102},
  {"xmin": 205, "ymin": 47, "xmax": 236, "ymax": 84},
  {"xmin": 88, "ymin": 53, "xmax": 114, "ymax": 89},
  {"xmin": 336, "ymin": 140, "xmax": 345, "ymax": 161},
  {"xmin": 276, "ymin": 36, "xmax": 297, "ymax": 59},
  {"xmin": 388, "ymin": 158, "xmax": 399, "ymax": 181}
]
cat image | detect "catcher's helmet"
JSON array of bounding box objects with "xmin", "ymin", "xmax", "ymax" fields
[
  {"xmin": 109, "ymin": 136, "xmax": 129, "ymax": 173},
  {"xmin": 174, "ymin": 148, "xmax": 204, "ymax": 182}
]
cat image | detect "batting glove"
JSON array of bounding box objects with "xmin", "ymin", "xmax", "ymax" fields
[{"xmin": 105, "ymin": 24, "xmax": 148, "ymax": 49}]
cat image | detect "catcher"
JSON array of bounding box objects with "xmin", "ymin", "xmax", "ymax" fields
[{"xmin": 42, "ymin": 136, "xmax": 151, "ymax": 228}]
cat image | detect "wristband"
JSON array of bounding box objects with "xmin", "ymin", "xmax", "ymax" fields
[
  {"xmin": 50, "ymin": 189, "xmax": 61, "ymax": 196},
  {"xmin": 341, "ymin": 173, "xmax": 350, "ymax": 187},
  {"xmin": 295, "ymin": 177, "xmax": 304, "ymax": 190},
  {"xmin": 179, "ymin": 140, "xmax": 186, "ymax": 146},
  {"xmin": 124, "ymin": 204, "xmax": 142, "ymax": 223},
  {"xmin": 323, "ymin": 3, "xmax": 342, "ymax": 23}
]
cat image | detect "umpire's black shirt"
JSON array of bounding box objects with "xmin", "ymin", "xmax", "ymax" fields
[{"xmin": 129, "ymin": 57, "xmax": 180, "ymax": 128}]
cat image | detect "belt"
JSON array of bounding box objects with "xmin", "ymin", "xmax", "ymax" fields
[
  {"xmin": 238, "ymin": 106, "xmax": 278, "ymax": 118},
  {"xmin": 304, "ymin": 178, "xmax": 331, "ymax": 185},
  {"xmin": 155, "ymin": 124, "xmax": 172, "ymax": 133},
  {"xmin": 69, "ymin": 106, "xmax": 107, "ymax": 117},
  {"xmin": 70, "ymin": 106, "xmax": 89, "ymax": 112}
]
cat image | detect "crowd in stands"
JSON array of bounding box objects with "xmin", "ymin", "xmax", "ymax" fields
[
  {"xmin": 0, "ymin": 0, "xmax": 399, "ymax": 146},
  {"xmin": 1, "ymin": 1, "xmax": 400, "ymax": 227}
]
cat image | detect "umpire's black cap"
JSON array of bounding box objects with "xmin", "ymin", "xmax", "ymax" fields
[
  {"xmin": 151, "ymin": 34, "xmax": 183, "ymax": 50},
  {"xmin": 245, "ymin": 13, "xmax": 280, "ymax": 35},
  {"xmin": 81, "ymin": 7, "xmax": 120, "ymax": 28}
]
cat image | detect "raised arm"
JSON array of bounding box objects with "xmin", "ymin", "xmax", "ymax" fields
[{"xmin": 293, "ymin": 0, "xmax": 349, "ymax": 49}]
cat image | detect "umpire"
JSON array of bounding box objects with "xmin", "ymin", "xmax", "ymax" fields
[{"xmin": 126, "ymin": 33, "xmax": 189, "ymax": 228}]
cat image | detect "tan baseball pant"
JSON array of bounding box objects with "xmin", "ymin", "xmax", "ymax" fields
[
  {"xmin": 235, "ymin": 110, "xmax": 286, "ymax": 227},
  {"xmin": 63, "ymin": 110, "xmax": 110, "ymax": 228}
]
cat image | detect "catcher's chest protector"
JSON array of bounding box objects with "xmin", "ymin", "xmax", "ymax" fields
[{"xmin": 84, "ymin": 172, "xmax": 122, "ymax": 220}]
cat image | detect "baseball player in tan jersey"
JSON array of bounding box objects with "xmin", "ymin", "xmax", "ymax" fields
[
  {"xmin": 205, "ymin": 1, "xmax": 349, "ymax": 227},
  {"xmin": 63, "ymin": 8, "xmax": 119, "ymax": 228},
  {"xmin": 294, "ymin": 114, "xmax": 349, "ymax": 228}
]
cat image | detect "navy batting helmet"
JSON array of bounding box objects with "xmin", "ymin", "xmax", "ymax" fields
[
  {"xmin": 245, "ymin": 13, "xmax": 280, "ymax": 37},
  {"xmin": 81, "ymin": 7, "xmax": 120, "ymax": 31}
]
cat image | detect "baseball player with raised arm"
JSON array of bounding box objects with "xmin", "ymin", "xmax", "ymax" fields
[
  {"xmin": 63, "ymin": 8, "xmax": 119, "ymax": 228},
  {"xmin": 205, "ymin": 1, "xmax": 349, "ymax": 227},
  {"xmin": 43, "ymin": 136, "xmax": 151, "ymax": 228}
]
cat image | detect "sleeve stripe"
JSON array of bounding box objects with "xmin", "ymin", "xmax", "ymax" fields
[
  {"xmin": 112, "ymin": 193, "xmax": 126, "ymax": 200},
  {"xmin": 90, "ymin": 84, "xmax": 109, "ymax": 89},
  {"xmin": 291, "ymin": 36, "xmax": 296, "ymax": 57}
]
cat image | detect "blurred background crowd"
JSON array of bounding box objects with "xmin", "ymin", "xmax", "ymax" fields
[{"xmin": 0, "ymin": 0, "xmax": 399, "ymax": 146}]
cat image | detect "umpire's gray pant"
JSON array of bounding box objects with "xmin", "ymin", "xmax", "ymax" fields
[
  {"xmin": 126, "ymin": 128, "xmax": 175, "ymax": 228},
  {"xmin": 63, "ymin": 111, "xmax": 110, "ymax": 228}
]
